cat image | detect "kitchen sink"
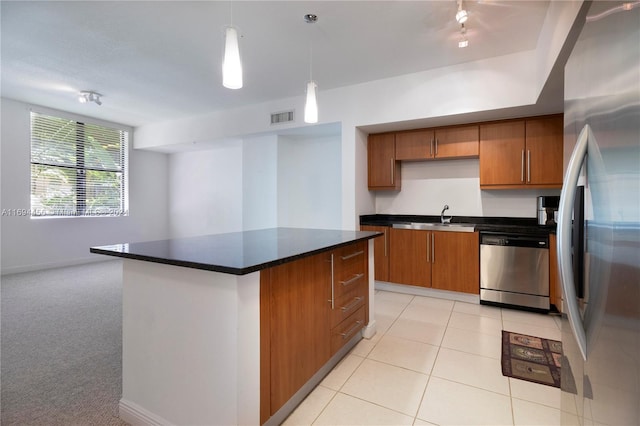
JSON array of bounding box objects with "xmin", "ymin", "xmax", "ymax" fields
[{"xmin": 392, "ymin": 222, "xmax": 476, "ymax": 233}]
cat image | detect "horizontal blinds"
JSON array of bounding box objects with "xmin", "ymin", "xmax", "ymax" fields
[{"xmin": 30, "ymin": 112, "xmax": 128, "ymax": 217}]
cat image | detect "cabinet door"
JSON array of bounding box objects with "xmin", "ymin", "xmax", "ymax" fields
[
  {"xmin": 389, "ymin": 228, "xmax": 431, "ymax": 287},
  {"xmin": 368, "ymin": 133, "xmax": 400, "ymax": 190},
  {"xmin": 434, "ymin": 125, "xmax": 479, "ymax": 159},
  {"xmin": 360, "ymin": 225, "xmax": 389, "ymax": 282},
  {"xmin": 431, "ymin": 231, "xmax": 479, "ymax": 294},
  {"xmin": 549, "ymin": 233, "xmax": 561, "ymax": 312},
  {"xmin": 479, "ymin": 120, "xmax": 526, "ymax": 187},
  {"xmin": 525, "ymin": 115, "xmax": 563, "ymax": 186},
  {"xmin": 266, "ymin": 252, "xmax": 331, "ymax": 415},
  {"xmin": 395, "ymin": 129, "xmax": 434, "ymax": 160}
]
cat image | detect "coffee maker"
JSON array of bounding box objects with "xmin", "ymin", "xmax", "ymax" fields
[{"xmin": 537, "ymin": 196, "xmax": 560, "ymax": 225}]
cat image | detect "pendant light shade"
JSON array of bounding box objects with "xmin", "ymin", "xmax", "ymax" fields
[
  {"xmin": 304, "ymin": 81, "xmax": 318, "ymax": 124},
  {"xmin": 223, "ymin": 26, "xmax": 243, "ymax": 89}
]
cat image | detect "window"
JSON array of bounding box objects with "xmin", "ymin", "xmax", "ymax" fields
[{"xmin": 30, "ymin": 112, "xmax": 129, "ymax": 217}]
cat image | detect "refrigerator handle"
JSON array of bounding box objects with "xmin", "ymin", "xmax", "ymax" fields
[{"xmin": 558, "ymin": 124, "xmax": 591, "ymax": 361}]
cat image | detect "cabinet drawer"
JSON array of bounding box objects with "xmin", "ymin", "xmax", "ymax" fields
[
  {"xmin": 330, "ymin": 305, "xmax": 366, "ymax": 355},
  {"xmin": 334, "ymin": 242, "xmax": 366, "ymax": 279},
  {"xmin": 331, "ymin": 283, "xmax": 366, "ymax": 328}
]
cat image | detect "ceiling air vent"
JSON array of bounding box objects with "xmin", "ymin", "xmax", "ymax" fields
[{"xmin": 271, "ymin": 110, "xmax": 295, "ymax": 125}]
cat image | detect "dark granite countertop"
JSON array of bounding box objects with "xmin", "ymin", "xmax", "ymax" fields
[
  {"xmin": 360, "ymin": 214, "xmax": 556, "ymax": 236},
  {"xmin": 90, "ymin": 227, "xmax": 381, "ymax": 275}
]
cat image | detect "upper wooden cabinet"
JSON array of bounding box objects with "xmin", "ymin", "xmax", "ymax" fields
[
  {"xmin": 395, "ymin": 125, "xmax": 479, "ymax": 161},
  {"xmin": 479, "ymin": 114, "xmax": 563, "ymax": 189},
  {"xmin": 368, "ymin": 133, "xmax": 401, "ymax": 190}
]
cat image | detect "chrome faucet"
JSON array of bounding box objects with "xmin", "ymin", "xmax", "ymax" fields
[{"xmin": 441, "ymin": 204, "xmax": 452, "ymax": 224}]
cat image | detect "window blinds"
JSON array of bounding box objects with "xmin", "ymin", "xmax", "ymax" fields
[{"xmin": 30, "ymin": 112, "xmax": 129, "ymax": 217}]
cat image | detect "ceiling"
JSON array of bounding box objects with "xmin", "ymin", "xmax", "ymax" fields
[{"xmin": 1, "ymin": 1, "xmax": 550, "ymax": 128}]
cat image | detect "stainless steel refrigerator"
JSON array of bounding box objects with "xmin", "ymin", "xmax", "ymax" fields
[{"xmin": 558, "ymin": 1, "xmax": 640, "ymax": 425}]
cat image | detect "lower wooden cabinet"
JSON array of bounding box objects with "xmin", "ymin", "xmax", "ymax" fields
[
  {"xmin": 549, "ymin": 233, "xmax": 562, "ymax": 312},
  {"xmin": 360, "ymin": 225, "xmax": 389, "ymax": 281},
  {"xmin": 389, "ymin": 227, "xmax": 431, "ymax": 287},
  {"xmin": 388, "ymin": 228, "xmax": 479, "ymax": 294},
  {"xmin": 260, "ymin": 241, "xmax": 368, "ymax": 423}
]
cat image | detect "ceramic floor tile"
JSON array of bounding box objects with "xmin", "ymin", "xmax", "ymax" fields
[
  {"xmin": 367, "ymin": 334, "xmax": 439, "ymax": 374},
  {"xmin": 398, "ymin": 303, "xmax": 452, "ymax": 326},
  {"xmin": 432, "ymin": 348, "xmax": 510, "ymax": 395},
  {"xmin": 386, "ymin": 317, "xmax": 447, "ymax": 346},
  {"xmin": 512, "ymin": 398, "xmax": 561, "ymax": 425},
  {"xmin": 413, "ymin": 419, "xmax": 438, "ymax": 426},
  {"xmin": 509, "ymin": 377, "xmax": 560, "ymax": 409},
  {"xmin": 448, "ymin": 311, "xmax": 503, "ymax": 337},
  {"xmin": 320, "ymin": 353, "xmax": 364, "ymax": 391},
  {"xmin": 349, "ymin": 334, "xmax": 379, "ymax": 358},
  {"xmin": 282, "ymin": 385, "xmax": 336, "ymax": 425},
  {"xmin": 453, "ymin": 301, "xmax": 502, "ymax": 319},
  {"xmin": 341, "ymin": 358, "xmax": 429, "ymax": 416},
  {"xmin": 502, "ymin": 320, "xmax": 561, "ymax": 341},
  {"xmin": 501, "ymin": 308, "xmax": 559, "ymax": 329},
  {"xmin": 441, "ymin": 326, "xmax": 502, "ymax": 359},
  {"xmin": 375, "ymin": 290, "xmax": 415, "ymax": 305},
  {"xmin": 409, "ymin": 295, "xmax": 455, "ymax": 311},
  {"xmin": 375, "ymin": 298, "xmax": 410, "ymax": 319},
  {"xmin": 313, "ymin": 392, "xmax": 414, "ymax": 425},
  {"xmin": 374, "ymin": 312, "xmax": 398, "ymax": 335},
  {"xmin": 417, "ymin": 377, "xmax": 513, "ymax": 426}
]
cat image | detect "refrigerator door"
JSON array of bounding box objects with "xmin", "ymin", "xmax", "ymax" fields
[{"xmin": 561, "ymin": 1, "xmax": 640, "ymax": 425}]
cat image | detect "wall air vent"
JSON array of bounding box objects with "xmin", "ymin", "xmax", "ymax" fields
[{"xmin": 270, "ymin": 110, "xmax": 295, "ymax": 125}]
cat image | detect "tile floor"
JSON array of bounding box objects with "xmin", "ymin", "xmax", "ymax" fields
[{"xmin": 283, "ymin": 290, "xmax": 562, "ymax": 426}]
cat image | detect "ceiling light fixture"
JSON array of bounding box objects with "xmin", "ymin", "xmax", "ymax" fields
[
  {"xmin": 222, "ymin": 3, "xmax": 242, "ymax": 89},
  {"xmin": 456, "ymin": 0, "xmax": 468, "ymax": 24},
  {"xmin": 304, "ymin": 13, "xmax": 318, "ymax": 124},
  {"xmin": 458, "ymin": 24, "xmax": 469, "ymax": 48},
  {"xmin": 78, "ymin": 91, "xmax": 102, "ymax": 105}
]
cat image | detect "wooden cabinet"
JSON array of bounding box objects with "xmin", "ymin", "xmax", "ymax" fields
[
  {"xmin": 389, "ymin": 228, "xmax": 431, "ymax": 287},
  {"xmin": 395, "ymin": 125, "xmax": 479, "ymax": 161},
  {"xmin": 360, "ymin": 225, "xmax": 389, "ymax": 281},
  {"xmin": 260, "ymin": 241, "xmax": 368, "ymax": 422},
  {"xmin": 431, "ymin": 231, "xmax": 479, "ymax": 294},
  {"xmin": 479, "ymin": 114, "xmax": 563, "ymax": 189},
  {"xmin": 368, "ymin": 133, "xmax": 400, "ymax": 190},
  {"xmin": 549, "ymin": 233, "xmax": 561, "ymax": 312},
  {"xmin": 389, "ymin": 228, "xmax": 479, "ymax": 294}
]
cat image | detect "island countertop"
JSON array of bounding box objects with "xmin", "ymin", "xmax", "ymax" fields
[{"xmin": 90, "ymin": 227, "xmax": 381, "ymax": 275}]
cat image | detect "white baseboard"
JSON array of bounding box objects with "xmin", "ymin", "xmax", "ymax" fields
[
  {"xmin": 119, "ymin": 399, "xmax": 173, "ymax": 426},
  {"xmin": 375, "ymin": 281, "xmax": 480, "ymax": 304}
]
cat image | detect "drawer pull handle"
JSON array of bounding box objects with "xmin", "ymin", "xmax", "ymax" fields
[
  {"xmin": 341, "ymin": 296, "xmax": 363, "ymax": 313},
  {"xmin": 341, "ymin": 320, "xmax": 363, "ymax": 340},
  {"xmin": 341, "ymin": 250, "xmax": 364, "ymax": 261},
  {"xmin": 340, "ymin": 273, "xmax": 364, "ymax": 287}
]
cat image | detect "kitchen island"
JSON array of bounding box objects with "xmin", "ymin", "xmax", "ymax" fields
[{"xmin": 90, "ymin": 227, "xmax": 379, "ymax": 426}]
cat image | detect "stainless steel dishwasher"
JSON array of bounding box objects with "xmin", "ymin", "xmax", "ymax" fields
[{"xmin": 479, "ymin": 232, "xmax": 550, "ymax": 311}]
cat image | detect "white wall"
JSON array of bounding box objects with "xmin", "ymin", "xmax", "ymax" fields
[
  {"xmin": 168, "ymin": 140, "xmax": 243, "ymax": 238},
  {"xmin": 277, "ymin": 134, "xmax": 341, "ymax": 229},
  {"xmin": 242, "ymin": 135, "xmax": 278, "ymax": 231},
  {"xmin": 168, "ymin": 132, "xmax": 342, "ymax": 237},
  {"xmin": 375, "ymin": 160, "xmax": 561, "ymax": 218},
  {"xmin": 0, "ymin": 98, "xmax": 170, "ymax": 274}
]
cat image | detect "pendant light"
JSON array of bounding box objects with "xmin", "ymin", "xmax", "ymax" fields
[
  {"xmin": 222, "ymin": 3, "xmax": 242, "ymax": 89},
  {"xmin": 303, "ymin": 14, "xmax": 318, "ymax": 124},
  {"xmin": 456, "ymin": 0, "xmax": 468, "ymax": 24}
]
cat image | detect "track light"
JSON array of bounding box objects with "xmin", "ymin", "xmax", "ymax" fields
[
  {"xmin": 458, "ymin": 24, "xmax": 469, "ymax": 48},
  {"xmin": 456, "ymin": 0, "xmax": 468, "ymax": 24},
  {"xmin": 78, "ymin": 91, "xmax": 102, "ymax": 105}
]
